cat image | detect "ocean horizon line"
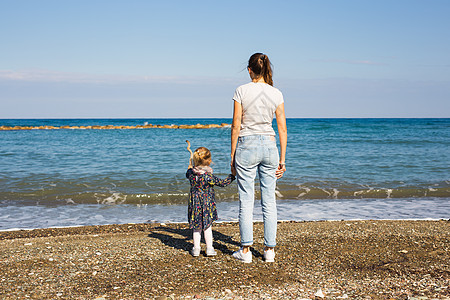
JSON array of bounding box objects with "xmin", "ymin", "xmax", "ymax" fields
[{"xmin": 0, "ymin": 117, "xmax": 449, "ymax": 120}]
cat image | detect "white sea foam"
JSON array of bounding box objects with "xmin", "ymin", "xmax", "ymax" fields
[
  {"xmin": 354, "ymin": 190, "xmax": 365, "ymax": 197},
  {"xmin": 320, "ymin": 189, "xmax": 331, "ymax": 196},
  {"xmin": 100, "ymin": 193, "xmax": 127, "ymax": 205},
  {"xmin": 332, "ymin": 189, "xmax": 339, "ymax": 199},
  {"xmin": 65, "ymin": 198, "xmax": 76, "ymax": 205},
  {"xmin": 1, "ymin": 197, "xmax": 448, "ymax": 231},
  {"xmin": 275, "ymin": 190, "xmax": 284, "ymax": 198},
  {"xmin": 297, "ymin": 186, "xmax": 310, "ymax": 198},
  {"xmin": 386, "ymin": 189, "xmax": 393, "ymax": 198}
]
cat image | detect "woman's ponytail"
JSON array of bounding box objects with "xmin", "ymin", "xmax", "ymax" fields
[
  {"xmin": 261, "ymin": 54, "xmax": 273, "ymax": 86},
  {"xmin": 248, "ymin": 53, "xmax": 274, "ymax": 86}
]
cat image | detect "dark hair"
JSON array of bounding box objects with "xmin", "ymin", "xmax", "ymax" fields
[{"xmin": 248, "ymin": 53, "xmax": 273, "ymax": 86}]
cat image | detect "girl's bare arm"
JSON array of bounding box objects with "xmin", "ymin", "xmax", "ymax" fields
[{"xmin": 186, "ymin": 140, "xmax": 194, "ymax": 169}]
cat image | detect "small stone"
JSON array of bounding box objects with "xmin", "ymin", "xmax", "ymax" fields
[
  {"xmin": 398, "ymin": 250, "xmax": 408, "ymax": 254},
  {"xmin": 315, "ymin": 288, "xmax": 325, "ymax": 298}
]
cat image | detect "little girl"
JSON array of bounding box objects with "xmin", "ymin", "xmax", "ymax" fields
[{"xmin": 186, "ymin": 143, "xmax": 235, "ymax": 257}]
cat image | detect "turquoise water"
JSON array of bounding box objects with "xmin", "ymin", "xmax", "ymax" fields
[{"xmin": 0, "ymin": 118, "xmax": 449, "ymax": 229}]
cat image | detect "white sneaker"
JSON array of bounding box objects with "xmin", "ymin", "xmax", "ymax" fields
[
  {"xmin": 264, "ymin": 248, "xmax": 275, "ymax": 262},
  {"xmin": 206, "ymin": 247, "xmax": 217, "ymax": 256},
  {"xmin": 232, "ymin": 248, "xmax": 252, "ymax": 263},
  {"xmin": 191, "ymin": 247, "xmax": 200, "ymax": 257}
]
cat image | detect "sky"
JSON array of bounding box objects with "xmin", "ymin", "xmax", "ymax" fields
[{"xmin": 0, "ymin": 0, "xmax": 449, "ymax": 118}]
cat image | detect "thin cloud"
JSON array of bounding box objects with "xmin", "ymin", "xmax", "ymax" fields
[
  {"xmin": 311, "ymin": 59, "xmax": 387, "ymax": 66},
  {"xmin": 0, "ymin": 69, "xmax": 231, "ymax": 85}
]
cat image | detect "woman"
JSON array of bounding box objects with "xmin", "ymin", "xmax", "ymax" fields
[{"xmin": 230, "ymin": 53, "xmax": 287, "ymax": 263}]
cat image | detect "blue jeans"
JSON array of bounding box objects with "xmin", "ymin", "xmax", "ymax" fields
[{"xmin": 235, "ymin": 135, "xmax": 279, "ymax": 248}]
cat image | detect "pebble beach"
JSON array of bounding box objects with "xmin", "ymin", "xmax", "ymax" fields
[{"xmin": 1, "ymin": 220, "xmax": 449, "ymax": 299}]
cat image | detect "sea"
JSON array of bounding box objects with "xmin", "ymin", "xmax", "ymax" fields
[{"xmin": 0, "ymin": 118, "xmax": 449, "ymax": 230}]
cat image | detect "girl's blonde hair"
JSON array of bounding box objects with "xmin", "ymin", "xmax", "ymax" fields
[{"xmin": 193, "ymin": 147, "xmax": 212, "ymax": 166}]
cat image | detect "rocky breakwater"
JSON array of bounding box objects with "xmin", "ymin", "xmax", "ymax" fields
[{"xmin": 0, "ymin": 123, "xmax": 231, "ymax": 131}]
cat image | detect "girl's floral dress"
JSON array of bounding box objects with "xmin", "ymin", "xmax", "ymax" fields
[{"xmin": 186, "ymin": 167, "xmax": 235, "ymax": 230}]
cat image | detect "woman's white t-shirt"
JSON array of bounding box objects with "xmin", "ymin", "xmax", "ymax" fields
[{"xmin": 233, "ymin": 82, "xmax": 284, "ymax": 137}]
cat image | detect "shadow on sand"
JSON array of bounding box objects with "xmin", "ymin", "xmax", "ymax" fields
[{"xmin": 147, "ymin": 226, "xmax": 263, "ymax": 258}]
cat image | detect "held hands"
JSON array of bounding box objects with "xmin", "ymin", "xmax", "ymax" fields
[
  {"xmin": 230, "ymin": 158, "xmax": 237, "ymax": 176},
  {"xmin": 276, "ymin": 163, "xmax": 286, "ymax": 179},
  {"xmin": 231, "ymin": 165, "xmax": 237, "ymax": 177}
]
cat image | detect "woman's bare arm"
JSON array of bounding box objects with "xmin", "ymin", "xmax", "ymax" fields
[
  {"xmin": 275, "ymin": 103, "xmax": 287, "ymax": 178},
  {"xmin": 230, "ymin": 100, "xmax": 242, "ymax": 174}
]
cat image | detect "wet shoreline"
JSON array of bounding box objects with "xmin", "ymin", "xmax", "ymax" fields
[{"xmin": 2, "ymin": 197, "xmax": 449, "ymax": 231}]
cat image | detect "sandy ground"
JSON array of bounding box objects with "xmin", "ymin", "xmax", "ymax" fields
[{"xmin": 0, "ymin": 220, "xmax": 449, "ymax": 299}]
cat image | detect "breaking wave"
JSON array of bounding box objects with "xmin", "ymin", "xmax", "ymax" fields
[{"xmin": 1, "ymin": 181, "xmax": 448, "ymax": 206}]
